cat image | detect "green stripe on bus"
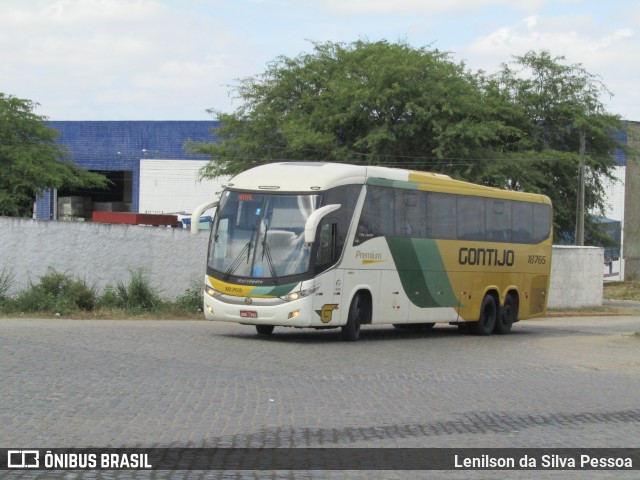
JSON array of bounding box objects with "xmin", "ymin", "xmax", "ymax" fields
[
  {"xmin": 385, "ymin": 237, "xmax": 460, "ymax": 308},
  {"xmin": 366, "ymin": 177, "xmax": 419, "ymax": 190}
]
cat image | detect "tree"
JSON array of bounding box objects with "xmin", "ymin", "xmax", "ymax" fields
[
  {"xmin": 192, "ymin": 42, "xmax": 627, "ymax": 241},
  {"xmin": 191, "ymin": 40, "xmax": 513, "ymax": 177},
  {"xmin": 0, "ymin": 93, "xmax": 107, "ymax": 217},
  {"xmin": 475, "ymin": 51, "xmax": 627, "ymax": 241}
]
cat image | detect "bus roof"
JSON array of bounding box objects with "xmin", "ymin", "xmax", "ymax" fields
[
  {"xmin": 226, "ymin": 162, "xmax": 368, "ymax": 191},
  {"xmin": 225, "ymin": 162, "xmax": 551, "ymax": 204}
]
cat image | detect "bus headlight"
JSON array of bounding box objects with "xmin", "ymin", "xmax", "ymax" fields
[
  {"xmin": 205, "ymin": 285, "xmax": 223, "ymax": 297},
  {"xmin": 279, "ymin": 285, "xmax": 318, "ymax": 302}
]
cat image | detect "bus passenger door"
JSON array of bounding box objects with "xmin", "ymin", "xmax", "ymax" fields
[{"xmin": 313, "ymin": 222, "xmax": 345, "ymax": 326}]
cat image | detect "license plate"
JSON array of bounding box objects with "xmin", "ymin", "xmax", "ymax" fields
[{"xmin": 240, "ymin": 310, "xmax": 258, "ymax": 318}]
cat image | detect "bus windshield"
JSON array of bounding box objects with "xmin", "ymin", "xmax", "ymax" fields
[{"xmin": 208, "ymin": 191, "xmax": 321, "ymax": 280}]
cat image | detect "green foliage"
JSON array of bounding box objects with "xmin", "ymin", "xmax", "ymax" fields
[
  {"xmin": 190, "ymin": 40, "xmax": 506, "ymax": 176},
  {"xmin": 9, "ymin": 268, "xmax": 97, "ymax": 315},
  {"xmin": 0, "ymin": 268, "xmax": 203, "ymax": 318},
  {"xmin": 0, "ymin": 93, "xmax": 108, "ymax": 217},
  {"xmin": 99, "ymin": 269, "xmax": 164, "ymax": 313},
  {"xmin": 191, "ymin": 41, "xmax": 631, "ymax": 242},
  {"xmin": 173, "ymin": 284, "xmax": 203, "ymax": 314}
]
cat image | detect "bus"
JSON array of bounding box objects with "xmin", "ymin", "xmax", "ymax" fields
[{"xmin": 192, "ymin": 162, "xmax": 552, "ymax": 341}]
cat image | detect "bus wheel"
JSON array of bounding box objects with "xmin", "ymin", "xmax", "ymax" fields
[
  {"xmin": 472, "ymin": 294, "xmax": 497, "ymax": 335},
  {"xmin": 342, "ymin": 294, "xmax": 365, "ymax": 342},
  {"xmin": 256, "ymin": 325, "xmax": 275, "ymax": 335},
  {"xmin": 495, "ymin": 294, "xmax": 518, "ymax": 335}
]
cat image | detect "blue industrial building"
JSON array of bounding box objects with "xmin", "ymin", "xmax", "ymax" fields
[
  {"xmin": 36, "ymin": 121, "xmax": 220, "ymax": 219},
  {"xmin": 612, "ymin": 128, "xmax": 627, "ymax": 166}
]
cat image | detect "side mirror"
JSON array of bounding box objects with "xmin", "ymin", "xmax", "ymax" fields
[
  {"xmin": 190, "ymin": 200, "xmax": 219, "ymax": 235},
  {"xmin": 304, "ymin": 204, "xmax": 341, "ymax": 244}
]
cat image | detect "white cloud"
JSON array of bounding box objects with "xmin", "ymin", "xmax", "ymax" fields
[
  {"xmin": 466, "ymin": 14, "xmax": 634, "ymax": 62},
  {"xmin": 323, "ymin": 0, "xmax": 544, "ymax": 15},
  {"xmin": 0, "ymin": 0, "xmax": 247, "ymax": 119},
  {"xmin": 457, "ymin": 13, "xmax": 639, "ymax": 119}
]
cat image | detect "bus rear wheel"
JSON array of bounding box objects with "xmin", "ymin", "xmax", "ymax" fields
[
  {"xmin": 472, "ymin": 294, "xmax": 497, "ymax": 335},
  {"xmin": 495, "ymin": 293, "xmax": 518, "ymax": 334}
]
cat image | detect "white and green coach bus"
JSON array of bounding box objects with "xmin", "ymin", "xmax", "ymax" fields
[{"xmin": 192, "ymin": 162, "xmax": 552, "ymax": 341}]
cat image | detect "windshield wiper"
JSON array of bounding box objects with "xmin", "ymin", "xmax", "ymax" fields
[{"xmin": 223, "ymin": 226, "xmax": 255, "ymax": 280}]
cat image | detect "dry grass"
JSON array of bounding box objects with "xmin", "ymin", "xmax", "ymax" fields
[{"xmin": 603, "ymin": 281, "xmax": 640, "ymax": 302}]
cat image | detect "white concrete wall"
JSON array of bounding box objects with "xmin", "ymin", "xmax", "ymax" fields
[
  {"xmin": 0, "ymin": 217, "xmax": 209, "ymax": 299},
  {"xmin": 548, "ymin": 246, "xmax": 604, "ymax": 309},
  {"xmin": 1, "ymin": 217, "xmax": 604, "ymax": 308}
]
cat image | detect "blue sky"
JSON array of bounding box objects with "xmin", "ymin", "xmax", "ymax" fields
[{"xmin": 1, "ymin": 0, "xmax": 638, "ymax": 120}]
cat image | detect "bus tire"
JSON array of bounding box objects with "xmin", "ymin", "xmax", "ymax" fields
[
  {"xmin": 495, "ymin": 293, "xmax": 518, "ymax": 334},
  {"xmin": 341, "ymin": 294, "xmax": 365, "ymax": 342},
  {"xmin": 472, "ymin": 294, "xmax": 497, "ymax": 335},
  {"xmin": 256, "ymin": 325, "xmax": 275, "ymax": 335}
]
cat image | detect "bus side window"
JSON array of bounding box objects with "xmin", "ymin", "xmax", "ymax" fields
[
  {"xmin": 486, "ymin": 199, "xmax": 512, "ymax": 243},
  {"xmin": 457, "ymin": 196, "xmax": 485, "ymax": 241},
  {"xmin": 533, "ymin": 204, "xmax": 552, "ymax": 243},
  {"xmin": 355, "ymin": 186, "xmax": 394, "ymax": 242},
  {"xmin": 378, "ymin": 187, "xmax": 395, "ymax": 236},
  {"xmin": 355, "ymin": 195, "xmax": 374, "ymax": 242},
  {"xmin": 324, "ymin": 184, "xmax": 361, "ymax": 251},
  {"xmin": 512, "ymin": 201, "xmax": 533, "ymax": 243},
  {"xmin": 397, "ymin": 191, "xmax": 420, "ymax": 237},
  {"xmin": 420, "ymin": 192, "xmax": 428, "ymax": 237},
  {"xmin": 427, "ymin": 193, "xmax": 456, "ymax": 240}
]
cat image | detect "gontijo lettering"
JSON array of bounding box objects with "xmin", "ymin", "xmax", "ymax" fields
[{"xmin": 458, "ymin": 247, "xmax": 515, "ymax": 266}]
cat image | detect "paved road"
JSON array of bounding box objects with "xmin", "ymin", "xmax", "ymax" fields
[
  {"xmin": 603, "ymin": 299, "xmax": 640, "ymax": 309},
  {"xmin": 1, "ymin": 315, "xmax": 639, "ymax": 479}
]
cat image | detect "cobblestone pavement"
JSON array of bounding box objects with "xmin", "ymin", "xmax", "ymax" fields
[{"xmin": 1, "ymin": 315, "xmax": 639, "ymax": 479}]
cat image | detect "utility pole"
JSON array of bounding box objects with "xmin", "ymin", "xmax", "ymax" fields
[{"xmin": 574, "ymin": 126, "xmax": 586, "ymax": 246}]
